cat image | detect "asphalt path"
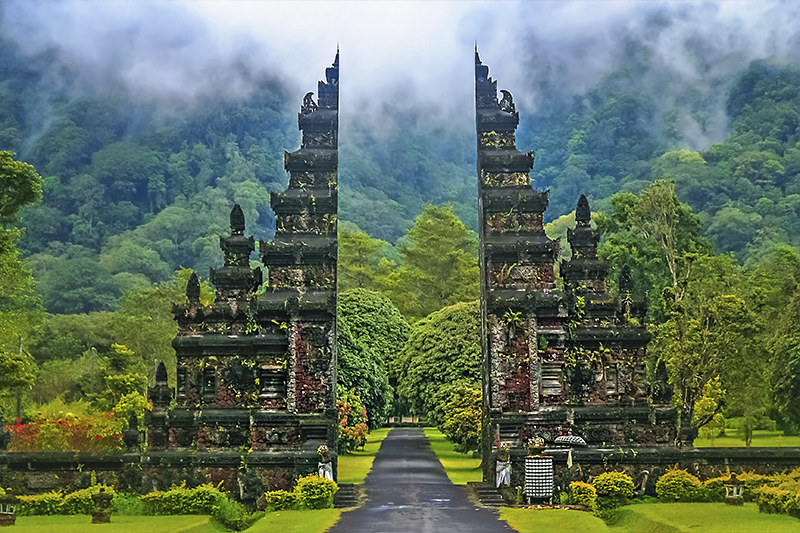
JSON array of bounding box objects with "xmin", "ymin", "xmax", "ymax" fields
[{"xmin": 327, "ymin": 428, "xmax": 518, "ymax": 533}]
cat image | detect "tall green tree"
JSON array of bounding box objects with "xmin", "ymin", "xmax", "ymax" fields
[
  {"xmin": 391, "ymin": 204, "xmax": 479, "ymax": 321},
  {"xmin": 0, "ymin": 152, "xmax": 44, "ymax": 415},
  {"xmin": 397, "ymin": 301, "xmax": 481, "ymax": 424}
]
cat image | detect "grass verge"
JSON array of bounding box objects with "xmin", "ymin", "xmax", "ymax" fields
[
  {"xmin": 13, "ymin": 510, "xmax": 342, "ymax": 533},
  {"xmin": 12, "ymin": 515, "xmax": 226, "ymax": 533},
  {"xmin": 606, "ymin": 502, "xmax": 800, "ymax": 533},
  {"xmin": 500, "ymin": 508, "xmax": 611, "ymax": 533},
  {"xmin": 337, "ymin": 427, "xmax": 391, "ymax": 484},
  {"xmin": 245, "ymin": 509, "xmax": 341, "ymax": 533},
  {"xmin": 423, "ymin": 427, "xmax": 482, "ymax": 485},
  {"xmin": 500, "ymin": 503, "xmax": 800, "ymax": 533},
  {"xmin": 694, "ymin": 429, "xmax": 800, "ymax": 447}
]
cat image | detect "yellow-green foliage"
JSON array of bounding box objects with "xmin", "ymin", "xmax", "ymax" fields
[
  {"xmin": 592, "ymin": 471, "xmax": 635, "ymax": 499},
  {"xmin": 656, "ymin": 467, "xmax": 702, "ymax": 502},
  {"xmin": 17, "ymin": 491, "xmax": 64, "ymax": 516},
  {"xmin": 295, "ymin": 474, "xmax": 339, "ymax": 510},
  {"xmin": 754, "ymin": 469, "xmax": 800, "ymax": 518},
  {"xmin": 263, "ymin": 490, "xmax": 297, "ymax": 511},
  {"xmin": 61, "ymin": 484, "xmax": 116, "ymax": 515},
  {"xmin": 142, "ymin": 483, "xmax": 225, "ymax": 515},
  {"xmin": 568, "ymin": 481, "xmax": 597, "ymax": 508},
  {"xmin": 263, "ymin": 474, "xmax": 339, "ymax": 511}
]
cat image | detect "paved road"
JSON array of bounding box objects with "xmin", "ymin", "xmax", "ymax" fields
[{"xmin": 328, "ymin": 428, "xmax": 517, "ymax": 533}]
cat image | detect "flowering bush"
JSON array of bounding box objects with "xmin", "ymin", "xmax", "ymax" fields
[
  {"xmin": 337, "ymin": 386, "xmax": 368, "ymax": 454},
  {"xmin": 6, "ymin": 412, "xmax": 123, "ymax": 452}
]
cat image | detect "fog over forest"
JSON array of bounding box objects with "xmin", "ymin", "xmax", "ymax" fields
[{"xmin": 0, "ymin": 0, "xmax": 798, "ymax": 313}]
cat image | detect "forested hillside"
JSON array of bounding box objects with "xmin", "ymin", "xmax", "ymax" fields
[
  {"xmin": 3, "ymin": 29, "xmax": 797, "ymax": 317},
  {"xmin": 0, "ymin": 5, "xmax": 798, "ymax": 436}
]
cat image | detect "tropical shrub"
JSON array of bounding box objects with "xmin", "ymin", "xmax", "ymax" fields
[
  {"xmin": 142, "ymin": 483, "xmax": 225, "ymax": 515},
  {"xmin": 655, "ymin": 467, "xmax": 702, "ymax": 502},
  {"xmin": 755, "ymin": 481, "xmax": 800, "ymax": 518},
  {"xmin": 295, "ymin": 474, "xmax": 339, "ymax": 510},
  {"xmin": 263, "ymin": 490, "xmax": 297, "ymax": 511},
  {"xmin": 568, "ymin": 481, "xmax": 597, "ymax": 508},
  {"xmin": 17, "ymin": 491, "xmax": 64, "ymax": 516},
  {"xmin": 592, "ymin": 471, "xmax": 635, "ymax": 499},
  {"xmin": 440, "ymin": 383, "xmax": 482, "ymax": 453},
  {"xmin": 61, "ymin": 484, "xmax": 116, "ymax": 514}
]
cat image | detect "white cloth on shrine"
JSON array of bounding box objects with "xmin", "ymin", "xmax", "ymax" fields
[
  {"xmin": 496, "ymin": 460, "xmax": 511, "ymax": 487},
  {"xmin": 318, "ymin": 461, "xmax": 334, "ymax": 480}
]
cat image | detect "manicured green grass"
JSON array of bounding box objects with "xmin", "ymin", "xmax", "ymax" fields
[
  {"xmin": 423, "ymin": 427, "xmax": 482, "ymax": 485},
  {"xmin": 13, "ymin": 510, "xmax": 342, "ymax": 533},
  {"xmin": 12, "ymin": 515, "xmax": 226, "ymax": 533},
  {"xmin": 337, "ymin": 427, "xmax": 391, "ymax": 484},
  {"xmin": 607, "ymin": 503, "xmax": 800, "ymax": 533},
  {"xmin": 246, "ymin": 509, "xmax": 341, "ymax": 533},
  {"xmin": 500, "ymin": 508, "xmax": 611, "ymax": 532},
  {"xmin": 695, "ymin": 430, "xmax": 800, "ymax": 447},
  {"xmin": 500, "ymin": 503, "xmax": 800, "ymax": 533}
]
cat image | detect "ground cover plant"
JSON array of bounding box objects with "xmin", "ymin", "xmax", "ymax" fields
[
  {"xmin": 423, "ymin": 427, "xmax": 481, "ymax": 485},
  {"xmin": 500, "ymin": 508, "xmax": 611, "ymax": 533},
  {"xmin": 337, "ymin": 427, "xmax": 391, "ymax": 484}
]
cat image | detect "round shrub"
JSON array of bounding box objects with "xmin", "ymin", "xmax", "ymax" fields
[
  {"xmin": 568, "ymin": 481, "xmax": 597, "ymax": 508},
  {"xmin": 656, "ymin": 467, "xmax": 702, "ymax": 502},
  {"xmin": 592, "ymin": 471, "xmax": 635, "ymax": 499},
  {"xmin": 295, "ymin": 474, "xmax": 338, "ymax": 509}
]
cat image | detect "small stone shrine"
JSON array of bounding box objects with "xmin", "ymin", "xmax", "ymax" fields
[
  {"xmin": 146, "ymin": 52, "xmax": 339, "ymax": 495},
  {"xmin": 474, "ymin": 49, "xmax": 679, "ymax": 487}
]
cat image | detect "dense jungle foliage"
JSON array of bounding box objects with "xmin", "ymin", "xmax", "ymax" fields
[{"xmin": 0, "ymin": 27, "xmax": 798, "ymax": 443}]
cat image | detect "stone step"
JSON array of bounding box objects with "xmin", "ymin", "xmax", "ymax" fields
[
  {"xmin": 467, "ymin": 482, "xmax": 505, "ymax": 507},
  {"xmin": 334, "ymin": 483, "xmax": 360, "ymax": 508}
]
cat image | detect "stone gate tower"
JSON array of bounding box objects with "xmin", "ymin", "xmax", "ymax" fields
[
  {"xmin": 148, "ymin": 52, "xmax": 339, "ymax": 498},
  {"xmin": 475, "ymin": 50, "xmax": 678, "ymax": 486}
]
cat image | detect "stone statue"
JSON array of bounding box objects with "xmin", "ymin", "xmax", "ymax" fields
[{"xmin": 317, "ymin": 444, "xmax": 333, "ymax": 480}]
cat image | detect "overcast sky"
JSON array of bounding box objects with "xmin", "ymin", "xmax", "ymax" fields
[{"xmin": 3, "ymin": 1, "xmax": 798, "ymax": 125}]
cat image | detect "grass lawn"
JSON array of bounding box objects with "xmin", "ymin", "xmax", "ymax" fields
[
  {"xmin": 500, "ymin": 508, "xmax": 611, "ymax": 533},
  {"xmin": 13, "ymin": 510, "xmax": 342, "ymax": 533},
  {"xmin": 12, "ymin": 515, "xmax": 227, "ymax": 533},
  {"xmin": 337, "ymin": 427, "xmax": 391, "ymax": 484},
  {"xmin": 500, "ymin": 503, "xmax": 800, "ymax": 533},
  {"xmin": 607, "ymin": 503, "xmax": 800, "ymax": 533},
  {"xmin": 695, "ymin": 429, "xmax": 800, "ymax": 447},
  {"xmin": 423, "ymin": 427, "xmax": 482, "ymax": 485},
  {"xmin": 246, "ymin": 509, "xmax": 341, "ymax": 533}
]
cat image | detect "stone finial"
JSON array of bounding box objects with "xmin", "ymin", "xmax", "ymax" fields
[
  {"xmin": 230, "ymin": 204, "xmax": 245, "ymax": 235},
  {"xmin": 576, "ymin": 194, "xmax": 591, "ymax": 226},
  {"xmin": 499, "ymin": 90, "xmax": 515, "ymax": 113},
  {"xmin": 619, "ymin": 265, "xmax": 634, "ymax": 294},
  {"xmin": 186, "ymin": 272, "xmax": 201, "ymax": 305},
  {"xmin": 155, "ymin": 362, "xmax": 168, "ymax": 385}
]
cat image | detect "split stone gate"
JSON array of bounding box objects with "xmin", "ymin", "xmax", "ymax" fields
[{"xmin": 1, "ymin": 50, "xmax": 799, "ymax": 502}]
